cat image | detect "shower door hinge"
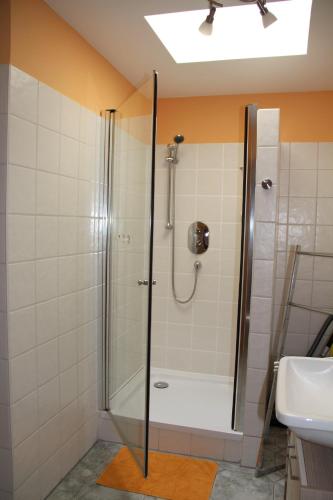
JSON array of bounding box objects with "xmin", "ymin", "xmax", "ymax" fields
[{"xmin": 137, "ymin": 280, "xmax": 157, "ymax": 286}]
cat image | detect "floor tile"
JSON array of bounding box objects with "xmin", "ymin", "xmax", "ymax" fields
[{"xmin": 48, "ymin": 440, "xmax": 286, "ymax": 500}]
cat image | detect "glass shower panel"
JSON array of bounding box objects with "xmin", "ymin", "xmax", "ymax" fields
[{"xmin": 105, "ymin": 74, "xmax": 157, "ymax": 476}]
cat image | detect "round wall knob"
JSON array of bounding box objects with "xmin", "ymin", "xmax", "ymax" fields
[{"xmin": 261, "ymin": 178, "xmax": 273, "ymax": 190}]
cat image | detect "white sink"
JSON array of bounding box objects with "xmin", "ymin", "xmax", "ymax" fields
[{"xmin": 276, "ymin": 356, "xmax": 333, "ymax": 448}]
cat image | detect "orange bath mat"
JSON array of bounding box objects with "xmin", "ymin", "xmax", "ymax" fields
[{"xmin": 96, "ymin": 447, "xmax": 218, "ymax": 500}]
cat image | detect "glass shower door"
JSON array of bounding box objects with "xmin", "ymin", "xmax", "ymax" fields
[{"xmin": 104, "ymin": 73, "xmax": 157, "ymax": 476}]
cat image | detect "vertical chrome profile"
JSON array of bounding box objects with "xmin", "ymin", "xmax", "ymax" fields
[
  {"xmin": 232, "ymin": 104, "xmax": 257, "ymax": 431},
  {"xmin": 100, "ymin": 109, "xmax": 115, "ymax": 411}
]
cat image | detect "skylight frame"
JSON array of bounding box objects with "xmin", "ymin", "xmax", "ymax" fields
[{"xmin": 145, "ymin": 0, "xmax": 313, "ymax": 64}]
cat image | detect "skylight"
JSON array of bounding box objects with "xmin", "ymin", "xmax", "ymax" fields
[{"xmin": 145, "ymin": 0, "xmax": 313, "ymax": 64}]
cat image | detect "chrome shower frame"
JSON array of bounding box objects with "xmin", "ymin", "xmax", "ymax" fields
[{"xmin": 232, "ymin": 104, "xmax": 257, "ymax": 431}]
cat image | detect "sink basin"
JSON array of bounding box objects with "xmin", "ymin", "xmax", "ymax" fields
[{"xmin": 276, "ymin": 356, "xmax": 333, "ymax": 448}]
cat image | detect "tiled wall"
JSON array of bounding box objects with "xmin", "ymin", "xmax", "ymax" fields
[
  {"xmin": 0, "ymin": 63, "xmax": 11, "ymax": 497},
  {"xmin": 151, "ymin": 143, "xmax": 243, "ymax": 377},
  {"xmin": 242, "ymin": 109, "xmax": 280, "ymax": 467},
  {"xmin": 0, "ymin": 65, "xmax": 102, "ymax": 499},
  {"xmin": 273, "ymin": 142, "xmax": 333, "ymax": 357}
]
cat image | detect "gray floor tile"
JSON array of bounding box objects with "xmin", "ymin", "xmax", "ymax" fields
[
  {"xmin": 212, "ymin": 468, "xmax": 274, "ymax": 500},
  {"xmin": 79, "ymin": 484, "xmax": 144, "ymax": 500},
  {"xmin": 49, "ymin": 439, "xmax": 286, "ymax": 500}
]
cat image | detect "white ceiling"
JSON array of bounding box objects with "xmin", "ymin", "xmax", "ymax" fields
[{"xmin": 45, "ymin": 0, "xmax": 333, "ymax": 98}]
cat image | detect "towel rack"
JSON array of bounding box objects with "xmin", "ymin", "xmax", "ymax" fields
[{"xmin": 255, "ymin": 244, "xmax": 333, "ymax": 477}]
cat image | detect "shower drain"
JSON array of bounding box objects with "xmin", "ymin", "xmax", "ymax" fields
[{"xmin": 154, "ymin": 381, "xmax": 169, "ymax": 389}]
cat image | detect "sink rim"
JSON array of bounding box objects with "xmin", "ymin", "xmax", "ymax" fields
[{"xmin": 276, "ymin": 356, "xmax": 333, "ymax": 432}]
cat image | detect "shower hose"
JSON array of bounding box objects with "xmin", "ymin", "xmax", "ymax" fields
[{"xmin": 169, "ymin": 162, "xmax": 201, "ymax": 304}]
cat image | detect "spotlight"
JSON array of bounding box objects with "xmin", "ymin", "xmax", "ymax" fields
[
  {"xmin": 199, "ymin": 0, "xmax": 223, "ymax": 36},
  {"xmin": 240, "ymin": 0, "xmax": 278, "ymax": 28},
  {"xmin": 257, "ymin": 0, "xmax": 278, "ymax": 28}
]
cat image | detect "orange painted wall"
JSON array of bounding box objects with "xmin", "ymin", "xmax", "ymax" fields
[
  {"xmin": 0, "ymin": 0, "xmax": 11, "ymax": 64},
  {"xmin": 157, "ymin": 91, "xmax": 333, "ymax": 143},
  {"xmin": 9, "ymin": 0, "xmax": 134, "ymax": 112},
  {"xmin": 4, "ymin": 0, "xmax": 333, "ymax": 142}
]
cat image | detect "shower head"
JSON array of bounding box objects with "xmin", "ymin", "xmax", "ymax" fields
[
  {"xmin": 174, "ymin": 134, "xmax": 185, "ymax": 144},
  {"xmin": 165, "ymin": 134, "xmax": 185, "ymax": 164}
]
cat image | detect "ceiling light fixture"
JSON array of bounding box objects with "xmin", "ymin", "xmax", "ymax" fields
[
  {"xmin": 145, "ymin": 0, "xmax": 312, "ymax": 64},
  {"xmin": 240, "ymin": 0, "xmax": 277, "ymax": 28},
  {"xmin": 199, "ymin": 0, "xmax": 223, "ymax": 36}
]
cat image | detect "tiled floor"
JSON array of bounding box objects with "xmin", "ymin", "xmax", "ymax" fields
[{"xmin": 48, "ymin": 441, "xmax": 285, "ymax": 500}]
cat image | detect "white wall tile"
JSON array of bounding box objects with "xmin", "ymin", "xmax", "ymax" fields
[
  {"xmin": 11, "ymin": 391, "xmax": 38, "ymax": 446},
  {"xmin": 13, "ymin": 470, "xmax": 40, "ymax": 500},
  {"xmin": 8, "ymin": 115, "xmax": 36, "ymax": 168},
  {"xmin": 77, "ymin": 179, "xmax": 94, "ymax": 217},
  {"xmin": 36, "ymin": 171, "xmax": 59, "ymax": 215},
  {"xmin": 58, "ymin": 432, "xmax": 80, "ymax": 478},
  {"xmin": 58, "ymin": 256, "xmax": 77, "ymax": 296},
  {"xmin": 289, "ymin": 198, "xmax": 316, "ymax": 225},
  {"xmin": 7, "ymin": 215, "xmax": 35, "ymax": 263},
  {"xmin": 8, "ymin": 306, "xmax": 35, "ymax": 358},
  {"xmin": 38, "ymin": 83, "xmax": 61, "ymax": 132},
  {"xmin": 9, "ymin": 66, "xmax": 38, "ymax": 123},
  {"xmin": 10, "ymin": 349, "xmax": 37, "ymax": 403},
  {"xmin": 256, "ymin": 146, "xmax": 279, "ymax": 184},
  {"xmin": 36, "ymin": 258, "xmax": 58, "ymax": 302},
  {"xmin": 38, "ymin": 377, "xmax": 59, "ymax": 426},
  {"xmin": 39, "ymin": 451, "xmax": 62, "ymax": 500},
  {"xmin": 37, "ymin": 126, "xmax": 60, "ymax": 173},
  {"xmin": 223, "ymin": 143, "xmax": 243, "ymax": 170},
  {"xmin": 318, "ymin": 143, "xmax": 333, "ymax": 170},
  {"xmin": 60, "ymin": 136, "xmax": 79, "ymax": 177},
  {"xmin": 197, "ymin": 170, "xmax": 222, "ymax": 195},
  {"xmin": 13, "ymin": 431, "xmax": 39, "ymax": 489},
  {"xmin": 36, "ymin": 299, "xmax": 58, "ymax": 345},
  {"xmin": 316, "ymin": 226, "xmax": 333, "ymax": 253},
  {"xmin": 0, "ymin": 447, "xmax": 13, "ymax": 492},
  {"xmin": 0, "ymin": 116, "xmax": 8, "ymax": 163},
  {"xmin": 317, "ymin": 198, "xmax": 333, "ymax": 225},
  {"xmin": 159, "ymin": 429, "xmax": 191, "ymax": 454},
  {"xmin": 250, "ymin": 297, "xmax": 272, "ymax": 334},
  {"xmin": 290, "ymin": 143, "xmax": 318, "ymax": 170},
  {"xmin": 58, "ymin": 217, "xmax": 77, "ymax": 256},
  {"xmin": 257, "ymin": 109, "xmax": 280, "ymax": 147},
  {"xmin": 252, "ymin": 260, "xmax": 274, "ymax": 298},
  {"xmin": 7, "ymin": 164, "xmax": 36, "ymax": 215},
  {"xmin": 59, "ymin": 399, "xmax": 79, "ymax": 445},
  {"xmin": 37, "ymin": 339, "xmax": 58, "ymax": 386},
  {"xmin": 59, "ymin": 293, "xmax": 77, "ymax": 335},
  {"xmin": 0, "ymin": 359, "xmax": 10, "ymax": 405},
  {"xmin": 59, "ymin": 365, "xmax": 78, "ymax": 409},
  {"xmin": 8, "ymin": 262, "xmax": 35, "ymax": 311},
  {"xmin": 190, "ymin": 434, "xmax": 224, "ymax": 460},
  {"xmin": 59, "ymin": 330, "xmax": 77, "ymax": 372},
  {"xmin": 59, "ymin": 176, "xmax": 77, "ymax": 216},
  {"xmin": 60, "ymin": 96, "xmax": 80, "ymax": 140},
  {"xmin": 36, "ymin": 216, "xmax": 58, "ymax": 259},
  {"xmin": 318, "ymin": 170, "xmax": 333, "ymax": 197},
  {"xmin": 0, "ymin": 405, "xmax": 11, "ymax": 449},
  {"xmin": 39, "ymin": 414, "xmax": 61, "ymax": 464},
  {"xmin": 289, "ymin": 170, "xmax": 317, "ymax": 197},
  {"xmin": 254, "ymin": 186, "xmax": 277, "ymax": 223},
  {"xmin": 254, "ymin": 222, "xmax": 275, "ymax": 260},
  {"xmin": 198, "ymin": 143, "xmax": 223, "ymax": 169}
]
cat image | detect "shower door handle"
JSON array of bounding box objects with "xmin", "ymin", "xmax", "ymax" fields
[
  {"xmin": 138, "ymin": 280, "xmax": 149, "ymax": 286},
  {"xmin": 137, "ymin": 280, "xmax": 157, "ymax": 286}
]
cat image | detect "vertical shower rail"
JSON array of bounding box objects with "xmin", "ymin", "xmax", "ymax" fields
[
  {"xmin": 100, "ymin": 109, "xmax": 115, "ymax": 411},
  {"xmin": 232, "ymin": 104, "xmax": 257, "ymax": 432}
]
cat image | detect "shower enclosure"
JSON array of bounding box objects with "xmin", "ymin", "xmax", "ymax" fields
[
  {"xmin": 101, "ymin": 73, "xmax": 157, "ymax": 476},
  {"xmin": 101, "ymin": 91, "xmax": 258, "ymax": 473}
]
